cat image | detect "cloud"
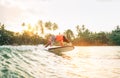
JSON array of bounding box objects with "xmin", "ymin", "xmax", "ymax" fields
[
  {"xmin": 0, "ymin": 4, "xmax": 23, "ymax": 24},
  {"xmin": 96, "ymin": 0, "xmax": 120, "ymax": 2},
  {"xmin": 0, "ymin": 0, "xmax": 49, "ymax": 24},
  {"xmin": 0, "ymin": 0, "xmax": 49, "ymax": 12},
  {"xmin": 97, "ymin": 0, "xmax": 112, "ymax": 1}
]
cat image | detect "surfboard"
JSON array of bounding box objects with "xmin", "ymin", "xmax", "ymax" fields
[{"xmin": 48, "ymin": 46, "xmax": 74, "ymax": 54}]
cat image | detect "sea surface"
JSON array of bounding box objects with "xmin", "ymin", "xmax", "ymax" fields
[{"xmin": 0, "ymin": 45, "xmax": 120, "ymax": 78}]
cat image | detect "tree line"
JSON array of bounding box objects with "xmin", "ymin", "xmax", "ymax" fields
[{"xmin": 0, "ymin": 21, "xmax": 120, "ymax": 46}]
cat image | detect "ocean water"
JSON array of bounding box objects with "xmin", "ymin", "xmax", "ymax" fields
[{"xmin": 0, "ymin": 45, "xmax": 120, "ymax": 78}]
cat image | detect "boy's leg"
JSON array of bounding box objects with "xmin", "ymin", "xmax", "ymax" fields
[
  {"xmin": 60, "ymin": 40, "xmax": 63, "ymax": 46},
  {"xmin": 45, "ymin": 42, "xmax": 51, "ymax": 47}
]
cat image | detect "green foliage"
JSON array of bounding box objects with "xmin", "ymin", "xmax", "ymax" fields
[
  {"xmin": 45, "ymin": 21, "xmax": 52, "ymax": 30},
  {"xmin": 96, "ymin": 32, "xmax": 108, "ymax": 44},
  {"xmin": 108, "ymin": 26, "xmax": 120, "ymax": 45},
  {"xmin": 0, "ymin": 24, "xmax": 45, "ymax": 45},
  {"xmin": 0, "ymin": 22, "xmax": 120, "ymax": 46},
  {"xmin": 0, "ymin": 24, "xmax": 14, "ymax": 45},
  {"xmin": 37, "ymin": 20, "xmax": 44, "ymax": 34},
  {"xmin": 53, "ymin": 23, "xmax": 58, "ymax": 30},
  {"xmin": 74, "ymin": 25, "xmax": 109, "ymax": 45},
  {"xmin": 45, "ymin": 21, "xmax": 58, "ymax": 31},
  {"xmin": 76, "ymin": 25, "xmax": 91, "ymax": 41},
  {"xmin": 13, "ymin": 31, "xmax": 45, "ymax": 45}
]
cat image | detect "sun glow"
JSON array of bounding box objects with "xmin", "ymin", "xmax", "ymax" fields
[
  {"xmin": 6, "ymin": 25, "xmax": 23, "ymax": 33},
  {"xmin": 5, "ymin": 21, "xmax": 36, "ymax": 33}
]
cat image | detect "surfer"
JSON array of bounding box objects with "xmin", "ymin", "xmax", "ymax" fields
[
  {"xmin": 45, "ymin": 33, "xmax": 71, "ymax": 47},
  {"xmin": 55, "ymin": 33, "xmax": 64, "ymax": 46}
]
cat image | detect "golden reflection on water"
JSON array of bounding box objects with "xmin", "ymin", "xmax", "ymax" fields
[{"xmin": 65, "ymin": 46, "xmax": 120, "ymax": 78}]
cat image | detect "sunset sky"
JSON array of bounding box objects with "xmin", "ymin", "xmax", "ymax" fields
[{"xmin": 0, "ymin": 0, "xmax": 120, "ymax": 33}]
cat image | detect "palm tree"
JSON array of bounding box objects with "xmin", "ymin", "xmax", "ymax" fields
[
  {"xmin": 21, "ymin": 22, "xmax": 26, "ymax": 32},
  {"xmin": 52, "ymin": 23, "xmax": 58, "ymax": 31},
  {"xmin": 45, "ymin": 21, "xmax": 52, "ymax": 30},
  {"xmin": 21, "ymin": 22, "xmax": 25, "ymax": 27},
  {"xmin": 0, "ymin": 24, "xmax": 5, "ymax": 30},
  {"xmin": 37, "ymin": 20, "xmax": 44, "ymax": 34},
  {"xmin": 45, "ymin": 21, "xmax": 58, "ymax": 33}
]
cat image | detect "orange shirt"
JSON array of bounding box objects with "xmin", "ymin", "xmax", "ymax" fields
[{"xmin": 56, "ymin": 35, "xmax": 63, "ymax": 42}]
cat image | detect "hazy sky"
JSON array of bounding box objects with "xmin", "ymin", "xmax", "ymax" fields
[{"xmin": 0, "ymin": 0, "xmax": 120, "ymax": 32}]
